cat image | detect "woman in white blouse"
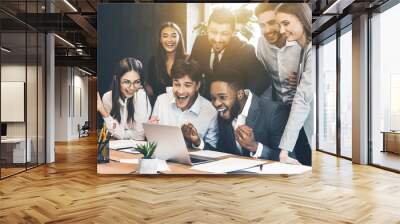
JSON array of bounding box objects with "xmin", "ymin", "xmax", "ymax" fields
[
  {"xmin": 97, "ymin": 57, "xmax": 151, "ymax": 140},
  {"xmin": 275, "ymin": 4, "xmax": 313, "ymax": 165}
]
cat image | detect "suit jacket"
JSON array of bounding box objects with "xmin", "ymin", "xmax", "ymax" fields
[
  {"xmin": 216, "ymin": 94, "xmax": 289, "ymax": 161},
  {"xmin": 189, "ymin": 35, "xmax": 271, "ymax": 99}
]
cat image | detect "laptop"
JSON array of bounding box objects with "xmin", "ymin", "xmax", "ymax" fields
[{"xmin": 142, "ymin": 123, "xmax": 212, "ymax": 165}]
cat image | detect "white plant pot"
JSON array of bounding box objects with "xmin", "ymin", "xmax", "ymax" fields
[{"xmin": 139, "ymin": 158, "xmax": 159, "ymax": 174}]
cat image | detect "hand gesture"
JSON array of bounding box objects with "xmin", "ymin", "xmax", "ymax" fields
[
  {"xmin": 148, "ymin": 116, "xmax": 160, "ymax": 124},
  {"xmin": 287, "ymin": 72, "xmax": 298, "ymax": 88},
  {"xmin": 97, "ymin": 92, "xmax": 109, "ymax": 117},
  {"xmin": 234, "ymin": 125, "xmax": 258, "ymax": 152},
  {"xmin": 279, "ymin": 149, "xmax": 301, "ymax": 165},
  {"xmin": 181, "ymin": 123, "xmax": 201, "ymax": 147}
]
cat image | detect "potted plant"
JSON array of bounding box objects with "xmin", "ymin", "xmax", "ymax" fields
[{"xmin": 134, "ymin": 142, "xmax": 158, "ymax": 174}]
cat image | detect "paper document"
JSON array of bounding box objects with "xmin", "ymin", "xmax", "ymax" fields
[
  {"xmin": 190, "ymin": 158, "xmax": 265, "ymax": 174},
  {"xmin": 244, "ymin": 162, "xmax": 312, "ymax": 175},
  {"xmin": 120, "ymin": 158, "xmax": 139, "ymax": 164},
  {"xmin": 119, "ymin": 148, "xmax": 140, "ymax": 154},
  {"xmin": 189, "ymin": 150, "xmax": 231, "ymax": 159},
  {"xmin": 109, "ymin": 140, "xmax": 147, "ymax": 149}
]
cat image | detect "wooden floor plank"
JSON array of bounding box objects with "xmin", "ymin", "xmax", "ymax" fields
[{"xmin": 0, "ymin": 135, "xmax": 399, "ymax": 223}]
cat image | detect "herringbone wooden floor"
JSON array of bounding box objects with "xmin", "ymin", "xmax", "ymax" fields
[{"xmin": 1, "ymin": 135, "xmax": 400, "ymax": 223}]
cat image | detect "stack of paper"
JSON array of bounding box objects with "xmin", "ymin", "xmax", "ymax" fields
[
  {"xmin": 244, "ymin": 162, "xmax": 312, "ymax": 175},
  {"xmin": 190, "ymin": 158, "xmax": 265, "ymax": 174},
  {"xmin": 109, "ymin": 140, "xmax": 147, "ymax": 149},
  {"xmin": 120, "ymin": 158, "xmax": 139, "ymax": 164},
  {"xmin": 119, "ymin": 148, "xmax": 140, "ymax": 154},
  {"xmin": 189, "ymin": 150, "xmax": 231, "ymax": 159}
]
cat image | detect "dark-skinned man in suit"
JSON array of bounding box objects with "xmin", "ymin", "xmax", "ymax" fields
[{"xmin": 209, "ymin": 66, "xmax": 299, "ymax": 163}]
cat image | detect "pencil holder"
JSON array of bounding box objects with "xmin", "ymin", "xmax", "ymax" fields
[{"xmin": 97, "ymin": 140, "xmax": 110, "ymax": 163}]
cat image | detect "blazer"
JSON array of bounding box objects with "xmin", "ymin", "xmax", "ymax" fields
[
  {"xmin": 189, "ymin": 35, "xmax": 271, "ymax": 99},
  {"xmin": 216, "ymin": 93, "xmax": 289, "ymax": 161}
]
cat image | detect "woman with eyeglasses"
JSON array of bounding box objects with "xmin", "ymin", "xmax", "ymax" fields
[
  {"xmin": 146, "ymin": 22, "xmax": 187, "ymax": 105},
  {"xmin": 97, "ymin": 57, "xmax": 151, "ymax": 140},
  {"xmin": 275, "ymin": 3, "xmax": 313, "ymax": 165}
]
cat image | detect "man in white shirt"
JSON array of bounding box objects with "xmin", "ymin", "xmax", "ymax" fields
[
  {"xmin": 209, "ymin": 66, "xmax": 289, "ymax": 160},
  {"xmin": 151, "ymin": 59, "xmax": 218, "ymax": 150},
  {"xmin": 255, "ymin": 3, "xmax": 301, "ymax": 103}
]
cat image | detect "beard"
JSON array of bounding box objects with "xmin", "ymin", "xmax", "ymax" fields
[{"xmin": 229, "ymin": 97, "xmax": 242, "ymax": 122}]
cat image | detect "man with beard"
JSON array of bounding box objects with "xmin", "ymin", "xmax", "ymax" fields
[
  {"xmin": 150, "ymin": 59, "xmax": 218, "ymax": 150},
  {"xmin": 255, "ymin": 3, "xmax": 310, "ymax": 165},
  {"xmin": 209, "ymin": 66, "xmax": 293, "ymax": 161},
  {"xmin": 255, "ymin": 3, "xmax": 301, "ymax": 102},
  {"xmin": 190, "ymin": 7, "xmax": 270, "ymax": 100}
]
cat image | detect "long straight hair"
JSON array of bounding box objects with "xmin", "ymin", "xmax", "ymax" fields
[
  {"xmin": 110, "ymin": 57, "xmax": 145, "ymax": 124},
  {"xmin": 276, "ymin": 3, "xmax": 312, "ymax": 42},
  {"xmin": 154, "ymin": 22, "xmax": 186, "ymax": 85}
]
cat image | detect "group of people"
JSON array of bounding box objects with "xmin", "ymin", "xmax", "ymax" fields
[{"xmin": 97, "ymin": 3, "xmax": 313, "ymax": 165}]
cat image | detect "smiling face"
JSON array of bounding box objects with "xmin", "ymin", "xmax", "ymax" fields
[
  {"xmin": 276, "ymin": 12, "xmax": 304, "ymax": 43},
  {"xmin": 257, "ymin": 10, "xmax": 282, "ymax": 45},
  {"xmin": 172, "ymin": 75, "xmax": 201, "ymax": 111},
  {"xmin": 119, "ymin": 70, "xmax": 141, "ymax": 99},
  {"xmin": 160, "ymin": 26, "xmax": 180, "ymax": 53},
  {"xmin": 210, "ymin": 81, "xmax": 241, "ymax": 121},
  {"xmin": 207, "ymin": 21, "xmax": 234, "ymax": 53}
]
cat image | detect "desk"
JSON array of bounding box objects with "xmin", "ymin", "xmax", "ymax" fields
[
  {"xmin": 98, "ymin": 149, "xmax": 287, "ymax": 175},
  {"xmin": 1, "ymin": 138, "xmax": 32, "ymax": 163},
  {"xmin": 382, "ymin": 131, "xmax": 400, "ymax": 154}
]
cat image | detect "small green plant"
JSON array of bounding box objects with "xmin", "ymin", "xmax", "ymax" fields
[{"xmin": 134, "ymin": 142, "xmax": 157, "ymax": 159}]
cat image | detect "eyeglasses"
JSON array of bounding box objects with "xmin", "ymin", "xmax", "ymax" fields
[{"xmin": 121, "ymin": 79, "xmax": 142, "ymax": 88}]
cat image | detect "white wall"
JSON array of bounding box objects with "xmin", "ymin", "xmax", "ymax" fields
[
  {"xmin": 1, "ymin": 65, "xmax": 36, "ymax": 138},
  {"xmin": 1, "ymin": 63, "xmax": 46, "ymax": 163},
  {"xmin": 54, "ymin": 67, "xmax": 89, "ymax": 141}
]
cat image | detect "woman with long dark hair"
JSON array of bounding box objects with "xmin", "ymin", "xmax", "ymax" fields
[
  {"xmin": 146, "ymin": 22, "xmax": 187, "ymax": 104},
  {"xmin": 97, "ymin": 57, "xmax": 151, "ymax": 140},
  {"xmin": 275, "ymin": 3, "xmax": 313, "ymax": 165}
]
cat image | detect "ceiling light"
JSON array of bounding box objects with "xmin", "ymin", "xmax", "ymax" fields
[
  {"xmin": 323, "ymin": 0, "xmax": 355, "ymax": 15},
  {"xmin": 1, "ymin": 47, "xmax": 11, "ymax": 53},
  {"xmin": 63, "ymin": 0, "xmax": 78, "ymax": 12},
  {"xmin": 78, "ymin": 67, "xmax": 92, "ymax": 76},
  {"xmin": 54, "ymin": 34, "xmax": 75, "ymax": 48}
]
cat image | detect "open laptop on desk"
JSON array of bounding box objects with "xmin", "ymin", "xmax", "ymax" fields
[{"xmin": 143, "ymin": 123, "xmax": 213, "ymax": 165}]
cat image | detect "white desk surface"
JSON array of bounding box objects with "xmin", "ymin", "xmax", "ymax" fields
[{"xmin": 1, "ymin": 138, "xmax": 30, "ymax": 143}]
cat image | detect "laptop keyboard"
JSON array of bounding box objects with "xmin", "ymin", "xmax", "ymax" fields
[{"xmin": 190, "ymin": 157, "xmax": 210, "ymax": 164}]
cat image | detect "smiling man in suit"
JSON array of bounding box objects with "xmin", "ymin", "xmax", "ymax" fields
[
  {"xmin": 209, "ymin": 66, "xmax": 299, "ymax": 163},
  {"xmin": 190, "ymin": 7, "xmax": 270, "ymax": 99}
]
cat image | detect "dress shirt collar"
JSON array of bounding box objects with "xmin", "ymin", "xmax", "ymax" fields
[
  {"xmin": 119, "ymin": 97, "xmax": 129, "ymax": 106},
  {"xmin": 211, "ymin": 48, "xmax": 225, "ymax": 58},
  {"xmin": 263, "ymin": 36, "xmax": 297, "ymax": 51},
  {"xmin": 238, "ymin": 90, "xmax": 252, "ymax": 119},
  {"xmin": 170, "ymin": 93, "xmax": 202, "ymax": 116}
]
